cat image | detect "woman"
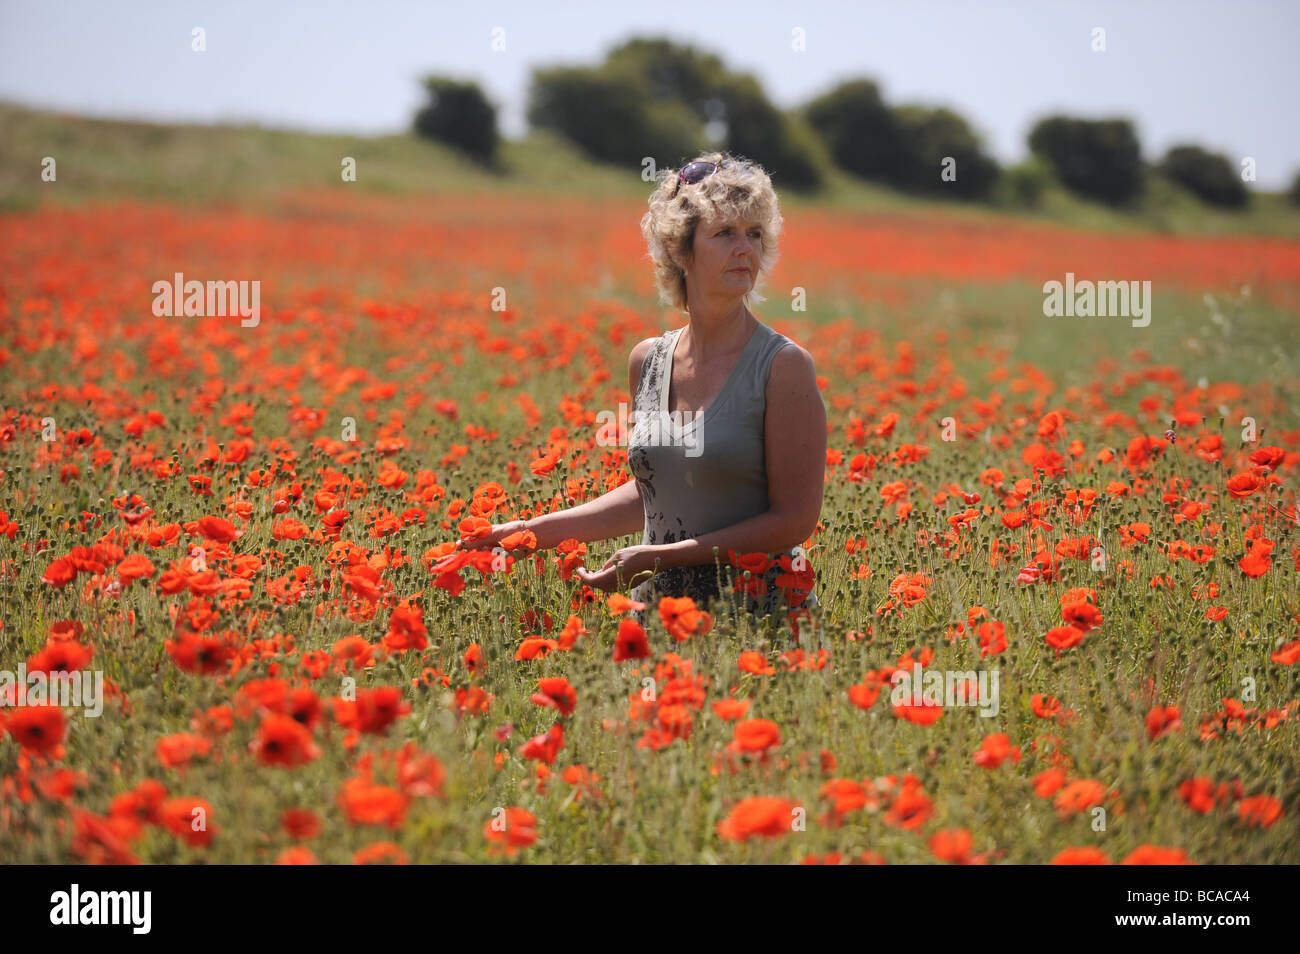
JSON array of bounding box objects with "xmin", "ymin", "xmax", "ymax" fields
[{"xmin": 462, "ymin": 152, "xmax": 826, "ymax": 629}]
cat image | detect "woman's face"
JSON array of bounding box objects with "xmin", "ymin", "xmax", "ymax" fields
[{"xmin": 686, "ymin": 213, "xmax": 762, "ymax": 300}]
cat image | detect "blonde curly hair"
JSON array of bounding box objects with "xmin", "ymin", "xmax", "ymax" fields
[{"xmin": 640, "ymin": 151, "xmax": 784, "ymax": 316}]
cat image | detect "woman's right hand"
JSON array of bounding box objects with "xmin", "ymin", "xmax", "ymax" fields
[{"xmin": 459, "ymin": 519, "xmax": 529, "ymax": 551}]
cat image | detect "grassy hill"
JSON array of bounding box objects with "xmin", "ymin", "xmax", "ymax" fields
[{"xmin": 2, "ymin": 101, "xmax": 1299, "ymax": 237}]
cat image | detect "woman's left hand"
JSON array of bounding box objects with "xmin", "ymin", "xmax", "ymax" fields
[{"xmin": 574, "ymin": 545, "xmax": 666, "ymax": 594}]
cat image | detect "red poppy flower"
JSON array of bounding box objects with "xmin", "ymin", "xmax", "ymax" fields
[
  {"xmin": 612, "ymin": 618, "xmax": 650, "ymax": 662},
  {"xmin": 530, "ymin": 677, "xmax": 577, "ymax": 717},
  {"xmin": 253, "ymin": 713, "xmax": 321, "ymax": 767},
  {"xmin": 4, "ymin": 706, "xmax": 67, "ymax": 754}
]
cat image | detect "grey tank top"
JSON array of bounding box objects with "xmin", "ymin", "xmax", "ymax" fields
[{"xmin": 626, "ymin": 319, "xmax": 820, "ymax": 623}]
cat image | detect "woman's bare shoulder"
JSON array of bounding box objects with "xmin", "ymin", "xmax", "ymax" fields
[
  {"xmin": 628, "ymin": 335, "xmax": 661, "ymax": 395},
  {"xmin": 629, "ymin": 335, "xmax": 659, "ymax": 368},
  {"xmin": 767, "ymin": 339, "xmax": 817, "ymax": 386}
]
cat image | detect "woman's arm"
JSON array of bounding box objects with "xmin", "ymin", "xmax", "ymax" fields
[
  {"xmin": 462, "ymin": 336, "xmax": 656, "ymax": 553},
  {"xmin": 652, "ymin": 342, "xmax": 826, "ymax": 570},
  {"xmin": 460, "ymin": 475, "xmax": 644, "ymax": 552},
  {"xmin": 524, "ymin": 478, "xmax": 644, "ymax": 549}
]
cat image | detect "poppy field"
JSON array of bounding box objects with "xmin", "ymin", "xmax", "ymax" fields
[{"xmin": 2, "ymin": 189, "xmax": 1299, "ymax": 864}]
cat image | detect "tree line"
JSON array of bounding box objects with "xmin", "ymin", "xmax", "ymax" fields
[{"xmin": 413, "ymin": 37, "xmax": 1298, "ymax": 211}]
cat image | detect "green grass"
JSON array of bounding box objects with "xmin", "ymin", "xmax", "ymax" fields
[{"xmin": 4, "ymin": 101, "xmax": 1300, "ymax": 237}]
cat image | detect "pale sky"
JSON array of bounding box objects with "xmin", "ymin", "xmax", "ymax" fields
[{"xmin": 2, "ymin": 0, "xmax": 1297, "ymax": 187}]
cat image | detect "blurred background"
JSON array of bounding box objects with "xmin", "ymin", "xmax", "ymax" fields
[{"xmin": 2, "ymin": 0, "xmax": 1298, "ymax": 231}]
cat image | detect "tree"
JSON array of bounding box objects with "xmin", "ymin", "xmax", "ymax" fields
[
  {"xmin": 413, "ymin": 76, "xmax": 499, "ymax": 163},
  {"xmin": 804, "ymin": 80, "xmax": 998, "ymax": 200},
  {"xmin": 803, "ymin": 80, "xmax": 910, "ymax": 182},
  {"xmin": 1158, "ymin": 145, "xmax": 1249, "ymax": 209},
  {"xmin": 526, "ymin": 66, "xmax": 702, "ymax": 167},
  {"xmin": 714, "ymin": 73, "xmax": 824, "ymax": 191},
  {"xmin": 525, "ymin": 37, "xmax": 825, "ymax": 191},
  {"xmin": 996, "ymin": 155, "xmax": 1056, "ymax": 208},
  {"xmin": 890, "ymin": 105, "xmax": 1000, "ymax": 200},
  {"xmin": 1028, "ymin": 116, "xmax": 1144, "ymax": 206}
]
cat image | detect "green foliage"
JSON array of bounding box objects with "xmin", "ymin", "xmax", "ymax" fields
[
  {"xmin": 1157, "ymin": 145, "xmax": 1249, "ymax": 209},
  {"xmin": 413, "ymin": 76, "xmax": 500, "ymax": 165},
  {"xmin": 803, "ymin": 81, "xmax": 998, "ymax": 200},
  {"xmin": 711, "ymin": 73, "xmax": 825, "ymax": 191},
  {"xmin": 996, "ymin": 155, "xmax": 1057, "ymax": 209},
  {"xmin": 804, "ymin": 80, "xmax": 905, "ymax": 181},
  {"xmin": 1028, "ymin": 116, "xmax": 1144, "ymax": 207},
  {"xmin": 4, "ymin": 103, "xmax": 1300, "ymax": 238},
  {"xmin": 526, "ymin": 66, "xmax": 703, "ymax": 168},
  {"xmin": 601, "ymin": 37, "xmax": 728, "ymax": 114},
  {"xmin": 525, "ymin": 37, "xmax": 824, "ymax": 190},
  {"xmin": 890, "ymin": 105, "xmax": 1000, "ymax": 201}
]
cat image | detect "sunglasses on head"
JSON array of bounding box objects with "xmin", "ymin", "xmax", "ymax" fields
[
  {"xmin": 678, "ymin": 160, "xmax": 726, "ymax": 185},
  {"xmin": 672, "ymin": 160, "xmax": 727, "ymax": 196}
]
